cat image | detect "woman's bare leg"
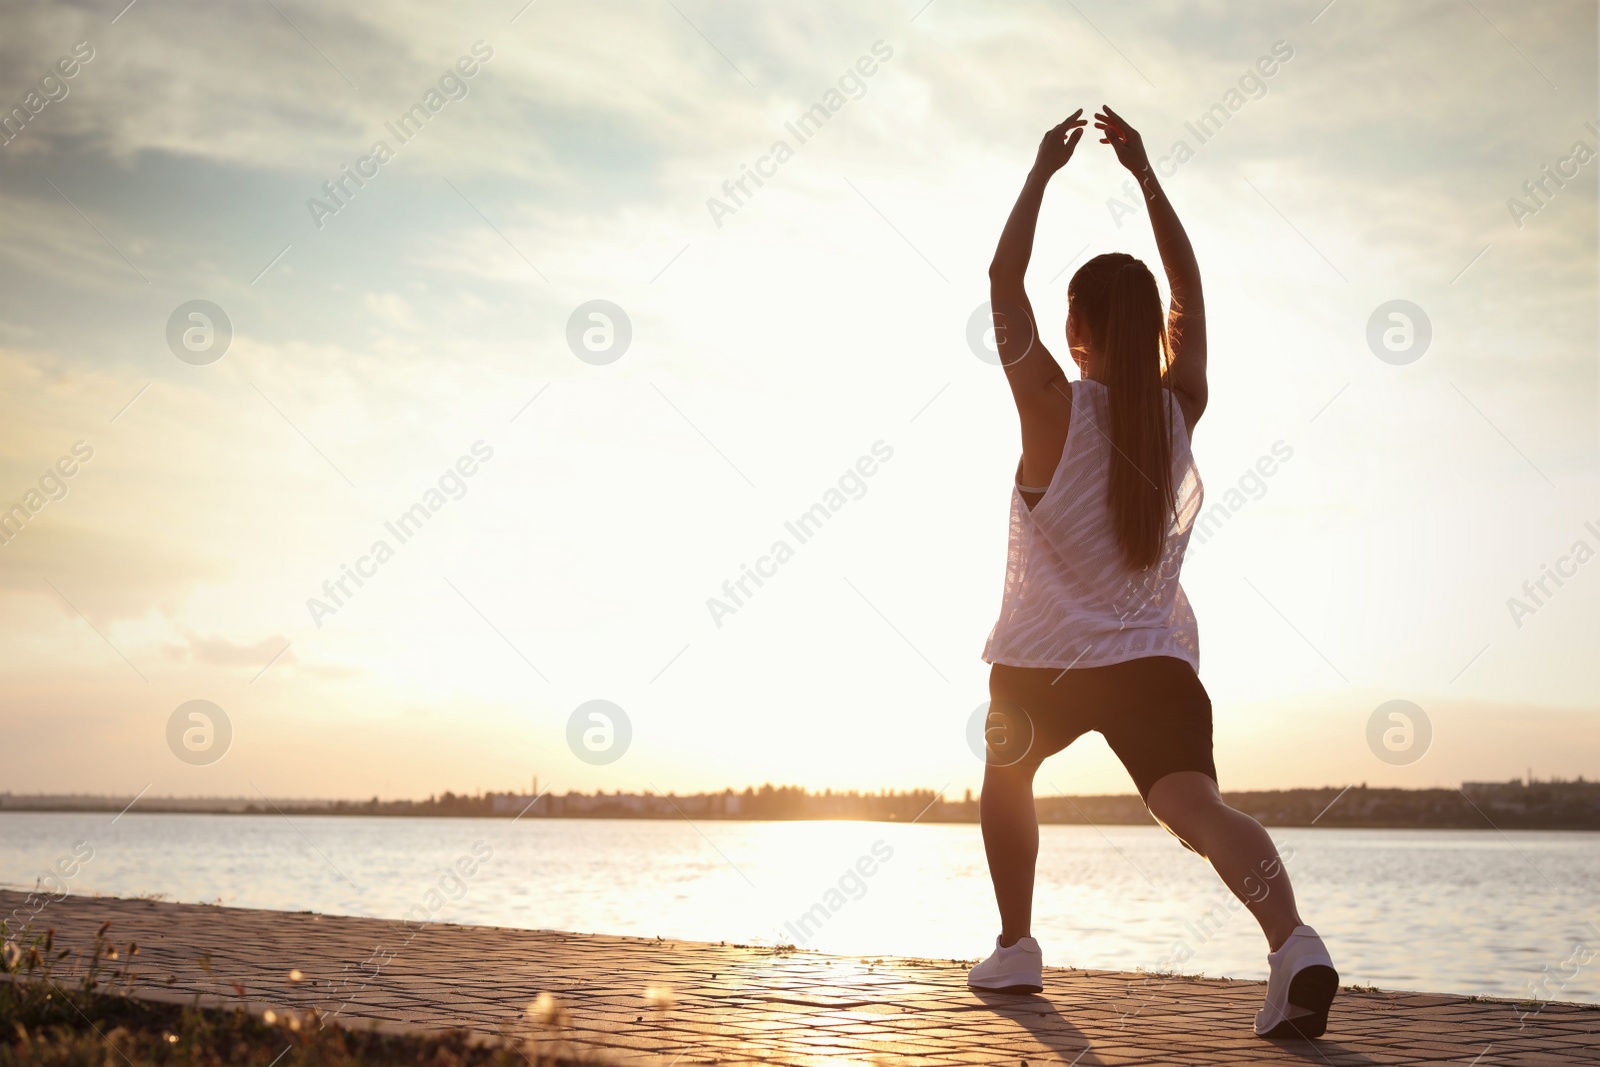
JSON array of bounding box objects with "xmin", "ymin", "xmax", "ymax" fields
[
  {"xmin": 980, "ymin": 757, "xmax": 1042, "ymax": 947},
  {"xmin": 1145, "ymin": 771, "xmax": 1304, "ymax": 951}
]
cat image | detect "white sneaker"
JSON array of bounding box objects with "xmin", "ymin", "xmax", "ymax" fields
[
  {"xmin": 966, "ymin": 935, "xmax": 1043, "ymax": 994},
  {"xmin": 1254, "ymin": 925, "xmax": 1338, "ymax": 1039}
]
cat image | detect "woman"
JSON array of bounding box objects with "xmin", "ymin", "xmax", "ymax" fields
[{"xmin": 968, "ymin": 105, "xmax": 1338, "ymax": 1041}]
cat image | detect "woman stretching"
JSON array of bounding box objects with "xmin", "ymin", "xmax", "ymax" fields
[{"xmin": 968, "ymin": 106, "xmax": 1338, "ymax": 1040}]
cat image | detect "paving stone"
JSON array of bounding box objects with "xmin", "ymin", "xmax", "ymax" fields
[{"xmin": 4, "ymin": 890, "xmax": 1596, "ymax": 1066}]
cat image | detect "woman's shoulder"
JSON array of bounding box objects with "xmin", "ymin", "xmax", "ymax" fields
[{"xmin": 1073, "ymin": 377, "xmax": 1110, "ymax": 413}]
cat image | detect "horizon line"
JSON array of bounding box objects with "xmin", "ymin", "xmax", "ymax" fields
[{"xmin": 1, "ymin": 774, "xmax": 1589, "ymax": 807}]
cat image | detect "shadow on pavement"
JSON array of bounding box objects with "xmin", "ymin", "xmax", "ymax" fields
[{"xmin": 970, "ymin": 990, "xmax": 1098, "ymax": 1063}]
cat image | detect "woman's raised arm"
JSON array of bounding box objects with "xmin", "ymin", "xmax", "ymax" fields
[
  {"xmin": 1094, "ymin": 105, "xmax": 1208, "ymax": 432},
  {"xmin": 988, "ymin": 110, "xmax": 1089, "ymax": 498},
  {"xmin": 988, "ymin": 111, "xmax": 1088, "ymax": 411}
]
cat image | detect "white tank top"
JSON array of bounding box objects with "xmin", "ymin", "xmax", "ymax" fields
[{"xmin": 982, "ymin": 379, "xmax": 1204, "ymax": 672}]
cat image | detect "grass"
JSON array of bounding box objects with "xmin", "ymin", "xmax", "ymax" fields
[{"xmin": 1, "ymin": 921, "xmax": 590, "ymax": 1066}]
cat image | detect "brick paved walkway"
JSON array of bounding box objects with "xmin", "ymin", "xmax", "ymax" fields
[{"xmin": 6, "ymin": 891, "xmax": 1596, "ymax": 1065}]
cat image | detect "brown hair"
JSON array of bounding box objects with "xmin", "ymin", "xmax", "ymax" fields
[{"xmin": 1067, "ymin": 253, "xmax": 1175, "ymax": 570}]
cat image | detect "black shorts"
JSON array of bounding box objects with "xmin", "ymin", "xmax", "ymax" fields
[{"xmin": 985, "ymin": 655, "xmax": 1216, "ymax": 802}]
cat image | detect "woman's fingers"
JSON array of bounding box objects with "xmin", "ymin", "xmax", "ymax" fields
[
  {"xmin": 1098, "ymin": 105, "xmax": 1139, "ymax": 139},
  {"xmin": 1042, "ymin": 109, "xmax": 1090, "ymax": 153},
  {"xmin": 1050, "ymin": 118, "xmax": 1089, "ymax": 143}
]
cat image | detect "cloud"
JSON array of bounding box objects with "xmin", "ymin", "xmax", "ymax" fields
[
  {"xmin": 0, "ymin": 519, "xmax": 230, "ymax": 626},
  {"xmin": 164, "ymin": 631, "xmax": 294, "ymax": 668}
]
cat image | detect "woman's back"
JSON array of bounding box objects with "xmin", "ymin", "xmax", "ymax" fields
[{"xmin": 983, "ymin": 379, "xmax": 1204, "ymax": 671}]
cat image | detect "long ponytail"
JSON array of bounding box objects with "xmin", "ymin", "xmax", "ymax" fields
[{"xmin": 1068, "ymin": 254, "xmax": 1174, "ymax": 570}]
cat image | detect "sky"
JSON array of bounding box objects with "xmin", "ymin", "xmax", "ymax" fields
[{"xmin": 0, "ymin": 0, "xmax": 1596, "ymax": 803}]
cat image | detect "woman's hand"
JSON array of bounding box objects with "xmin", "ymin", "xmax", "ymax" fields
[
  {"xmin": 1096, "ymin": 104, "xmax": 1207, "ymax": 433},
  {"xmin": 1094, "ymin": 105, "xmax": 1151, "ymax": 177},
  {"xmin": 1032, "ymin": 110, "xmax": 1088, "ymax": 177}
]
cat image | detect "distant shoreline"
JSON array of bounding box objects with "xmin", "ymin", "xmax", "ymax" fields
[
  {"xmin": 4, "ymin": 778, "xmax": 1597, "ymax": 830},
  {"xmin": 2, "ymin": 807, "xmax": 1596, "ymax": 832}
]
